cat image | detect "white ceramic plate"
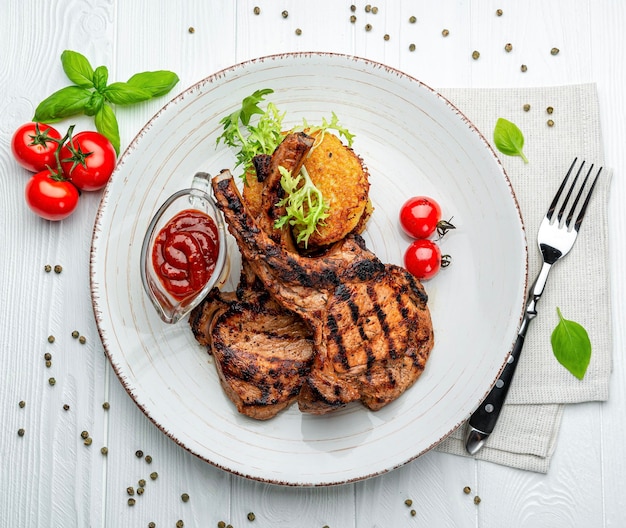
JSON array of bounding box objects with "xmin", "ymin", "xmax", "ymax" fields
[{"xmin": 91, "ymin": 53, "xmax": 527, "ymax": 486}]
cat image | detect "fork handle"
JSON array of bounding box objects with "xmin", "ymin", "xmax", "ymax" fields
[{"xmin": 465, "ymin": 261, "xmax": 553, "ymax": 454}]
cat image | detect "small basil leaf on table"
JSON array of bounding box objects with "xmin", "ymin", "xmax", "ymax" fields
[
  {"xmin": 33, "ymin": 86, "xmax": 92, "ymax": 122},
  {"xmin": 127, "ymin": 71, "xmax": 181, "ymax": 97},
  {"xmin": 551, "ymin": 307, "xmax": 592, "ymax": 380},
  {"xmin": 61, "ymin": 50, "xmax": 95, "ymax": 88},
  {"xmin": 103, "ymin": 82, "xmax": 153, "ymax": 105},
  {"xmin": 493, "ymin": 117, "xmax": 529, "ymax": 163}
]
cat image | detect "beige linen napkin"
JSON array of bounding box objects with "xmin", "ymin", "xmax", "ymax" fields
[{"xmin": 434, "ymin": 84, "xmax": 612, "ymax": 473}]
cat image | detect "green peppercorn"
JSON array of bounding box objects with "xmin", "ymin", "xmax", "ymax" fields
[
  {"xmin": 150, "ymin": 472, "xmax": 158, "ymax": 480},
  {"xmin": 523, "ymin": 103, "xmax": 531, "ymax": 112},
  {"xmin": 128, "ymin": 498, "xmax": 136, "ymax": 507},
  {"xmin": 79, "ymin": 336, "xmax": 86, "ymax": 345},
  {"xmin": 145, "ymin": 455, "xmax": 153, "ymax": 464},
  {"xmin": 102, "ymin": 402, "xmax": 110, "ymax": 410},
  {"xmin": 474, "ymin": 495, "xmax": 481, "ymax": 505},
  {"xmin": 18, "ymin": 428, "xmax": 25, "ymax": 437},
  {"xmin": 48, "ymin": 377, "xmax": 56, "ymax": 386},
  {"xmin": 520, "ymin": 64, "xmax": 527, "ymax": 72},
  {"xmin": 253, "ymin": 6, "xmax": 260, "ymax": 15},
  {"xmin": 247, "ymin": 511, "xmax": 255, "ymax": 521},
  {"xmin": 472, "ymin": 50, "xmax": 480, "ymax": 60},
  {"xmin": 54, "ymin": 265, "xmax": 62, "ymax": 274},
  {"xmin": 137, "ymin": 487, "xmax": 144, "ymax": 495},
  {"xmin": 405, "ymin": 499, "xmax": 413, "ymax": 506},
  {"xmin": 551, "ymin": 47, "xmax": 560, "ymax": 55},
  {"xmin": 176, "ymin": 521, "xmax": 184, "ymax": 528},
  {"xmin": 371, "ymin": 6, "xmax": 378, "ymax": 14},
  {"xmin": 409, "ymin": 43, "xmax": 416, "ymax": 52},
  {"xmin": 44, "ymin": 265, "xmax": 52, "ymax": 273},
  {"xmin": 547, "ymin": 119, "xmax": 554, "ymax": 127},
  {"xmin": 217, "ymin": 522, "xmax": 226, "ymax": 528},
  {"xmin": 71, "ymin": 330, "xmax": 79, "ymax": 339},
  {"xmin": 281, "ymin": 10, "xmax": 288, "ymax": 18},
  {"xmin": 148, "ymin": 523, "xmax": 156, "ymax": 528},
  {"xmin": 48, "ymin": 335, "xmax": 55, "ymax": 343},
  {"xmin": 84, "ymin": 437, "xmax": 93, "ymax": 446},
  {"xmin": 504, "ymin": 43, "xmax": 512, "ymax": 52},
  {"xmin": 138, "ymin": 479, "xmax": 146, "ymax": 487},
  {"xmin": 546, "ymin": 106, "xmax": 554, "ymax": 114},
  {"xmin": 81, "ymin": 430, "xmax": 89, "ymax": 439},
  {"xmin": 181, "ymin": 493, "xmax": 190, "ymax": 503},
  {"xmin": 127, "ymin": 486, "xmax": 135, "ymax": 496},
  {"xmin": 350, "ymin": 15, "xmax": 356, "ymax": 23},
  {"xmin": 295, "ymin": 28, "xmax": 302, "ymax": 35},
  {"xmin": 410, "ymin": 509, "xmax": 416, "ymax": 516},
  {"xmin": 409, "ymin": 15, "xmax": 416, "ymax": 23},
  {"xmin": 101, "ymin": 447, "xmax": 108, "ymax": 455},
  {"xmin": 45, "ymin": 360, "xmax": 52, "ymax": 368}
]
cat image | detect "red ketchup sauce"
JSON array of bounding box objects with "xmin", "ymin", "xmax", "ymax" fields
[{"xmin": 152, "ymin": 209, "xmax": 220, "ymax": 301}]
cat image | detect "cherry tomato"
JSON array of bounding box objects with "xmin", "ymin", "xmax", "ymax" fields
[
  {"xmin": 404, "ymin": 239, "xmax": 443, "ymax": 280},
  {"xmin": 25, "ymin": 170, "xmax": 80, "ymax": 221},
  {"xmin": 11, "ymin": 123, "xmax": 62, "ymax": 173},
  {"xmin": 399, "ymin": 196, "xmax": 442, "ymax": 239},
  {"xmin": 60, "ymin": 131, "xmax": 116, "ymax": 191}
]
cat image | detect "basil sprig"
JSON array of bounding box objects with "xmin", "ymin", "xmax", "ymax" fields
[
  {"xmin": 493, "ymin": 117, "xmax": 529, "ymax": 163},
  {"xmin": 33, "ymin": 50, "xmax": 179, "ymax": 154},
  {"xmin": 551, "ymin": 307, "xmax": 592, "ymax": 380}
]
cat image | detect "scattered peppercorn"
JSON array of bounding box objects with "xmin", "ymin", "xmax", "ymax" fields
[
  {"xmin": 44, "ymin": 265, "xmax": 52, "ymax": 273},
  {"xmin": 523, "ymin": 103, "xmax": 531, "ymax": 112},
  {"xmin": 19, "ymin": 400, "xmax": 25, "ymax": 408},
  {"xmin": 148, "ymin": 523, "xmax": 156, "ymax": 528},
  {"xmin": 410, "ymin": 509, "xmax": 416, "ymax": 517},
  {"xmin": 145, "ymin": 455, "xmax": 153, "ymax": 464},
  {"xmin": 295, "ymin": 28, "xmax": 302, "ymax": 35},
  {"xmin": 504, "ymin": 43, "xmax": 512, "ymax": 52},
  {"xmin": 247, "ymin": 512, "xmax": 255, "ymax": 521},
  {"xmin": 102, "ymin": 402, "xmax": 110, "ymax": 410},
  {"xmin": 383, "ymin": 34, "xmax": 390, "ymax": 41},
  {"xmin": 365, "ymin": 4, "xmax": 371, "ymax": 12},
  {"xmin": 547, "ymin": 119, "xmax": 554, "ymax": 127},
  {"xmin": 176, "ymin": 521, "xmax": 184, "ymax": 528},
  {"xmin": 182, "ymin": 493, "xmax": 190, "ymax": 503},
  {"xmin": 137, "ymin": 487, "xmax": 145, "ymax": 495},
  {"xmin": 45, "ymin": 360, "xmax": 52, "ymax": 368},
  {"xmin": 48, "ymin": 335, "xmax": 55, "ymax": 343},
  {"xmin": 463, "ymin": 486, "xmax": 471, "ymax": 494},
  {"xmin": 365, "ymin": 23, "xmax": 372, "ymax": 31},
  {"xmin": 551, "ymin": 47, "xmax": 560, "ymax": 55},
  {"xmin": 546, "ymin": 106, "xmax": 554, "ymax": 114},
  {"xmin": 253, "ymin": 6, "xmax": 260, "ymax": 15},
  {"xmin": 474, "ymin": 496, "xmax": 481, "ymax": 505},
  {"xmin": 350, "ymin": 5, "xmax": 356, "ymax": 12},
  {"xmin": 84, "ymin": 437, "xmax": 93, "ymax": 446},
  {"xmin": 48, "ymin": 377, "xmax": 56, "ymax": 386},
  {"xmin": 128, "ymin": 498, "xmax": 136, "ymax": 507},
  {"xmin": 44, "ymin": 352, "xmax": 52, "ymax": 361},
  {"xmin": 127, "ymin": 486, "xmax": 135, "ymax": 496},
  {"xmin": 188, "ymin": 26, "xmax": 195, "ymax": 33},
  {"xmin": 71, "ymin": 330, "xmax": 79, "ymax": 339},
  {"xmin": 150, "ymin": 472, "xmax": 158, "ymax": 480},
  {"xmin": 101, "ymin": 447, "xmax": 108, "ymax": 455},
  {"xmin": 282, "ymin": 10, "xmax": 288, "ymax": 18},
  {"xmin": 496, "ymin": 9, "xmax": 503, "ymax": 16},
  {"xmin": 442, "ymin": 29, "xmax": 449, "ymax": 37},
  {"xmin": 79, "ymin": 335, "xmax": 86, "ymax": 345},
  {"xmin": 63, "ymin": 404, "xmax": 70, "ymax": 411},
  {"xmin": 350, "ymin": 15, "xmax": 356, "ymax": 23},
  {"xmin": 371, "ymin": 6, "xmax": 378, "ymax": 14},
  {"xmin": 521, "ymin": 64, "xmax": 527, "ymax": 72},
  {"xmin": 409, "ymin": 43, "xmax": 416, "ymax": 51},
  {"xmin": 81, "ymin": 430, "xmax": 89, "ymax": 439},
  {"xmin": 54, "ymin": 265, "xmax": 62, "ymax": 274},
  {"xmin": 404, "ymin": 499, "xmax": 413, "ymax": 507},
  {"xmin": 136, "ymin": 450, "xmax": 144, "ymax": 458},
  {"xmin": 138, "ymin": 479, "xmax": 146, "ymax": 487},
  {"xmin": 217, "ymin": 522, "xmax": 226, "ymax": 528},
  {"xmin": 472, "ymin": 50, "xmax": 480, "ymax": 60},
  {"xmin": 18, "ymin": 428, "xmax": 25, "ymax": 437},
  {"xmin": 409, "ymin": 15, "xmax": 416, "ymax": 23}
]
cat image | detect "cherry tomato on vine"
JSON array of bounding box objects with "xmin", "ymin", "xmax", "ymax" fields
[
  {"xmin": 399, "ymin": 196, "xmax": 442, "ymax": 239},
  {"xmin": 11, "ymin": 122, "xmax": 62, "ymax": 173},
  {"xmin": 403, "ymin": 239, "xmax": 449, "ymax": 280},
  {"xmin": 25, "ymin": 169, "xmax": 80, "ymax": 221},
  {"xmin": 60, "ymin": 131, "xmax": 116, "ymax": 191}
]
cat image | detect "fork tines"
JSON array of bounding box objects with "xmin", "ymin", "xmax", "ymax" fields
[{"xmin": 547, "ymin": 158, "xmax": 603, "ymax": 231}]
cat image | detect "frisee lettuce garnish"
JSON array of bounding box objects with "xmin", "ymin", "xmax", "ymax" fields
[
  {"xmin": 550, "ymin": 307, "xmax": 592, "ymax": 380},
  {"xmin": 274, "ymin": 166, "xmax": 329, "ymax": 248},
  {"xmin": 216, "ymin": 88, "xmax": 355, "ymax": 246},
  {"xmin": 493, "ymin": 117, "xmax": 528, "ymax": 163}
]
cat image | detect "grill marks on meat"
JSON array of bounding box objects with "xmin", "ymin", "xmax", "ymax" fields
[{"xmin": 212, "ymin": 170, "xmax": 434, "ymax": 415}]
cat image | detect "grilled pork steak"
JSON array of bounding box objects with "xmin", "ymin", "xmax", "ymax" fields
[{"xmin": 212, "ymin": 170, "xmax": 434, "ymax": 415}]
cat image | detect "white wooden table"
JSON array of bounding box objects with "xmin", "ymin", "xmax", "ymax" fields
[{"xmin": 2, "ymin": 1, "xmax": 624, "ymax": 526}]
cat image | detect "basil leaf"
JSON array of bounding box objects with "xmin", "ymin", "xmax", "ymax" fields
[
  {"xmin": 61, "ymin": 50, "xmax": 95, "ymax": 88},
  {"xmin": 93, "ymin": 65, "xmax": 109, "ymax": 91},
  {"xmin": 126, "ymin": 71, "xmax": 180, "ymax": 97},
  {"xmin": 95, "ymin": 103, "xmax": 121, "ymax": 155},
  {"xmin": 103, "ymin": 82, "xmax": 153, "ymax": 105},
  {"xmin": 33, "ymin": 86, "xmax": 92, "ymax": 122},
  {"xmin": 493, "ymin": 117, "xmax": 529, "ymax": 163},
  {"xmin": 84, "ymin": 92, "xmax": 104, "ymax": 117},
  {"xmin": 550, "ymin": 307, "xmax": 591, "ymax": 380}
]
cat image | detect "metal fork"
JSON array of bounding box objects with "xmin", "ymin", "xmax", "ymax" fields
[{"xmin": 465, "ymin": 158, "xmax": 603, "ymax": 455}]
